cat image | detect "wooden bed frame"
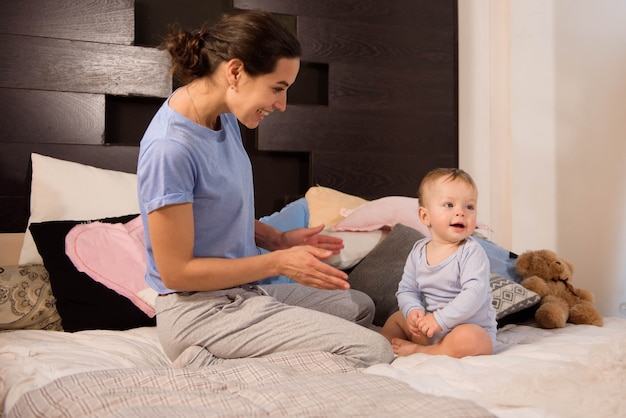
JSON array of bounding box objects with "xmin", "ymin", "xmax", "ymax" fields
[{"xmin": 0, "ymin": 0, "xmax": 457, "ymax": 233}]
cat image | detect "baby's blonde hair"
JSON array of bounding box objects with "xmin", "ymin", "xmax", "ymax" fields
[{"xmin": 417, "ymin": 168, "xmax": 476, "ymax": 206}]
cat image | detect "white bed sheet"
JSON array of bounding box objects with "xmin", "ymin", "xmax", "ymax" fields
[
  {"xmin": 0, "ymin": 327, "xmax": 168, "ymax": 414},
  {"xmin": 2, "ymin": 317, "xmax": 625, "ymax": 417},
  {"xmin": 366, "ymin": 317, "xmax": 626, "ymax": 418}
]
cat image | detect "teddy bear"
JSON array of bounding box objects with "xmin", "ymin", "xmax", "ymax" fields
[{"xmin": 515, "ymin": 249, "xmax": 603, "ymax": 329}]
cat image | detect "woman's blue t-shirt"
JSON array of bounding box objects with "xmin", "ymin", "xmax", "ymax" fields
[{"xmin": 137, "ymin": 96, "xmax": 256, "ymax": 294}]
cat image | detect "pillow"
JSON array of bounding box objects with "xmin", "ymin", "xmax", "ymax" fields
[
  {"xmin": 259, "ymin": 197, "xmax": 309, "ymax": 232},
  {"xmin": 333, "ymin": 196, "xmax": 431, "ymax": 237},
  {"xmin": 474, "ymin": 234, "xmax": 523, "ymax": 283},
  {"xmin": 348, "ymin": 225, "xmax": 541, "ymax": 328},
  {"xmin": 0, "ymin": 264, "xmax": 63, "ymax": 331},
  {"xmin": 489, "ymin": 273, "xmax": 540, "ymax": 324},
  {"xmin": 65, "ymin": 216, "xmax": 156, "ymax": 317},
  {"xmin": 20, "ymin": 153, "xmax": 140, "ymax": 265},
  {"xmin": 305, "ymin": 186, "xmax": 368, "ymax": 228},
  {"xmin": 257, "ymin": 198, "xmax": 311, "ymax": 285},
  {"xmin": 322, "ymin": 230, "xmax": 387, "ymax": 270},
  {"xmin": 348, "ymin": 224, "xmax": 425, "ymax": 327},
  {"xmin": 29, "ymin": 215, "xmax": 156, "ymax": 332}
]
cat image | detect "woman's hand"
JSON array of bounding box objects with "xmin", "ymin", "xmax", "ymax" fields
[
  {"xmin": 275, "ymin": 245, "xmax": 349, "ymax": 290},
  {"xmin": 280, "ymin": 224, "xmax": 344, "ymax": 253}
]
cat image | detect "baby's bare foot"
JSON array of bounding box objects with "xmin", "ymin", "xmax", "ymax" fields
[{"xmin": 391, "ymin": 338, "xmax": 426, "ymax": 356}]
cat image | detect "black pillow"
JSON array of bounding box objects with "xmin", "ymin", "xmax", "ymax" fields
[
  {"xmin": 29, "ymin": 215, "xmax": 156, "ymax": 332},
  {"xmin": 348, "ymin": 224, "xmax": 424, "ymax": 327}
]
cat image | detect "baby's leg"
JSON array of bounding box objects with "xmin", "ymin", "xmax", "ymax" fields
[
  {"xmin": 381, "ymin": 312, "xmax": 431, "ymax": 356},
  {"xmin": 405, "ymin": 324, "xmax": 493, "ymax": 358},
  {"xmin": 380, "ymin": 311, "xmax": 410, "ymax": 342}
]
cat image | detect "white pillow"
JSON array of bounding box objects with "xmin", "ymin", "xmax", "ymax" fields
[
  {"xmin": 321, "ymin": 230, "xmax": 387, "ymax": 270},
  {"xmin": 19, "ymin": 153, "xmax": 140, "ymax": 265}
]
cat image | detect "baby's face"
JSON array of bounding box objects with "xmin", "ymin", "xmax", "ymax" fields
[{"xmin": 419, "ymin": 177, "xmax": 478, "ymax": 244}]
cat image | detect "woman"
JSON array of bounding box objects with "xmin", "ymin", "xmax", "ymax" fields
[{"xmin": 137, "ymin": 9, "xmax": 393, "ymax": 368}]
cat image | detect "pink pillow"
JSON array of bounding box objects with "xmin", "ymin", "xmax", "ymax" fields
[
  {"xmin": 333, "ymin": 196, "xmax": 430, "ymax": 236},
  {"xmin": 65, "ymin": 216, "xmax": 156, "ymax": 317},
  {"xmin": 333, "ymin": 196, "xmax": 490, "ymax": 236}
]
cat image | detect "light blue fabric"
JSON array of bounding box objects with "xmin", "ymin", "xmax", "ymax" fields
[
  {"xmin": 256, "ymin": 197, "xmax": 309, "ymax": 285},
  {"xmin": 259, "ymin": 197, "xmax": 309, "ymax": 232},
  {"xmin": 138, "ymin": 94, "xmax": 256, "ymax": 294},
  {"xmin": 474, "ymin": 235, "xmax": 522, "ymax": 283},
  {"xmin": 396, "ymin": 236, "xmax": 497, "ymax": 349}
]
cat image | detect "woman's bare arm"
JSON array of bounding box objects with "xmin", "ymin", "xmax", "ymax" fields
[{"xmin": 148, "ymin": 203, "xmax": 349, "ymax": 291}]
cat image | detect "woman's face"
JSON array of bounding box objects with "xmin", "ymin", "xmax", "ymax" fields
[{"xmin": 231, "ymin": 57, "xmax": 300, "ymax": 129}]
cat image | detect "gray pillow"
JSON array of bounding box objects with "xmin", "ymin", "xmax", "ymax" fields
[
  {"xmin": 348, "ymin": 224, "xmax": 541, "ymax": 328},
  {"xmin": 348, "ymin": 224, "xmax": 424, "ymax": 327}
]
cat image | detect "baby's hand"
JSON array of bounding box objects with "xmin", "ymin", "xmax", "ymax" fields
[
  {"xmin": 406, "ymin": 309, "xmax": 425, "ymax": 337},
  {"xmin": 416, "ymin": 313, "xmax": 441, "ymax": 338}
]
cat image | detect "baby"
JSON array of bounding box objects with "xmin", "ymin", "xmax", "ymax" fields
[{"xmin": 380, "ymin": 168, "xmax": 497, "ymax": 358}]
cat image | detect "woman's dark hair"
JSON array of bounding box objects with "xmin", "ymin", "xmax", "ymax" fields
[{"xmin": 161, "ymin": 9, "xmax": 302, "ymax": 84}]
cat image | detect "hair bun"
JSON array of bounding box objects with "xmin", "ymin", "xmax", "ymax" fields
[{"xmin": 199, "ymin": 26, "xmax": 211, "ymax": 42}]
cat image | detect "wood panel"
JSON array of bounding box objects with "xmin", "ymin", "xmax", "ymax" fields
[
  {"xmin": 0, "ymin": 0, "xmax": 458, "ymax": 233},
  {"xmin": 1, "ymin": 143, "xmax": 140, "ymax": 193},
  {"xmin": 297, "ymin": 16, "xmax": 454, "ymax": 66},
  {"xmin": 328, "ymin": 62, "xmax": 454, "ymax": 111},
  {"xmin": 234, "ymin": 0, "xmax": 452, "ymax": 27},
  {"xmin": 0, "ymin": 89, "xmax": 105, "ymax": 144},
  {"xmin": 258, "ymin": 106, "xmax": 455, "ymax": 155},
  {"xmin": 311, "ymin": 151, "xmax": 456, "ymax": 201},
  {"xmin": 0, "ymin": 143, "xmax": 140, "ymax": 232},
  {"xmin": 0, "ymin": 0, "xmax": 134, "ymax": 44},
  {"xmin": 0, "ymin": 0, "xmax": 173, "ymax": 233},
  {"xmin": 0, "ymin": 34, "xmax": 171, "ymax": 97},
  {"xmin": 0, "ymin": 197, "xmax": 28, "ymax": 235},
  {"xmin": 238, "ymin": 0, "xmax": 458, "ymax": 200}
]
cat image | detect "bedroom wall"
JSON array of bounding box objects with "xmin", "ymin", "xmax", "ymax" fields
[
  {"xmin": 0, "ymin": 0, "xmax": 458, "ymax": 234},
  {"xmin": 0, "ymin": 0, "xmax": 309, "ymax": 231},
  {"xmin": 0, "ymin": 0, "xmax": 172, "ymax": 233},
  {"xmin": 459, "ymin": 0, "xmax": 626, "ymax": 317},
  {"xmin": 239, "ymin": 0, "xmax": 459, "ymax": 202}
]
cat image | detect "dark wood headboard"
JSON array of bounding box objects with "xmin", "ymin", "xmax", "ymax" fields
[{"xmin": 0, "ymin": 0, "xmax": 457, "ymax": 233}]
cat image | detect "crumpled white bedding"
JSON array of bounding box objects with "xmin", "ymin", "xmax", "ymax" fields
[
  {"xmin": 1, "ymin": 329, "xmax": 493, "ymax": 418},
  {"xmin": 366, "ymin": 317, "xmax": 626, "ymax": 418},
  {"xmin": 0, "ymin": 327, "xmax": 168, "ymax": 414},
  {"xmin": 1, "ymin": 317, "xmax": 625, "ymax": 417}
]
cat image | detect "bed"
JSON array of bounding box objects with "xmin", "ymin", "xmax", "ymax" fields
[{"xmin": 1, "ymin": 153, "xmax": 625, "ymax": 418}]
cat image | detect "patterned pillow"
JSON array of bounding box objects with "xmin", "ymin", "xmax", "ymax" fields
[
  {"xmin": 0, "ymin": 265, "xmax": 62, "ymax": 331},
  {"xmin": 490, "ymin": 273, "xmax": 540, "ymax": 320}
]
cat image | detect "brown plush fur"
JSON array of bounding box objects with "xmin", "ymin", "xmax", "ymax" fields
[{"xmin": 515, "ymin": 249, "xmax": 603, "ymax": 329}]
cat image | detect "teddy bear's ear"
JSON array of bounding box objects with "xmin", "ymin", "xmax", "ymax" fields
[
  {"xmin": 540, "ymin": 249, "xmax": 559, "ymax": 261},
  {"xmin": 515, "ymin": 251, "xmax": 535, "ymax": 276}
]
